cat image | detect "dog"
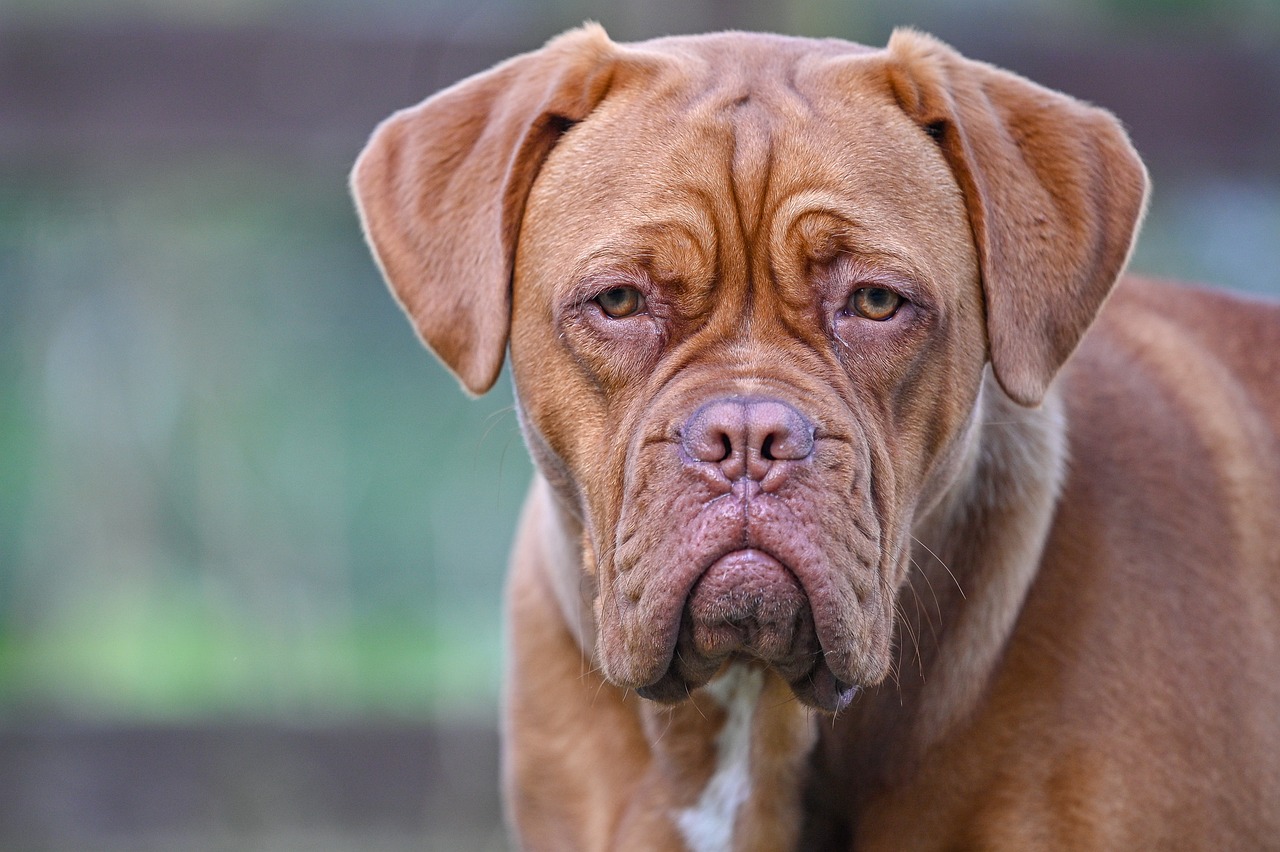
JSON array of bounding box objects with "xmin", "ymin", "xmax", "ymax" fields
[{"xmin": 352, "ymin": 25, "xmax": 1280, "ymax": 850}]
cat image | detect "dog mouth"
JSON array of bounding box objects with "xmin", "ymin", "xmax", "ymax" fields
[{"xmin": 633, "ymin": 548, "xmax": 861, "ymax": 713}]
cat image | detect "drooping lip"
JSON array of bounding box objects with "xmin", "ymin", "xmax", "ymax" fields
[
  {"xmin": 634, "ymin": 621, "xmax": 861, "ymax": 714},
  {"xmin": 683, "ymin": 547, "xmax": 809, "ymax": 664},
  {"xmin": 636, "ymin": 655, "xmax": 861, "ymax": 713},
  {"xmin": 789, "ymin": 654, "xmax": 862, "ymax": 712},
  {"xmin": 611, "ymin": 490, "xmax": 880, "ymax": 688},
  {"xmin": 630, "ymin": 543, "xmax": 865, "ymax": 714},
  {"xmin": 606, "ymin": 422, "xmax": 884, "ymax": 711}
]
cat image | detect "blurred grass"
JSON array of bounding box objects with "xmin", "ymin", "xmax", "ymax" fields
[{"xmin": 0, "ymin": 156, "xmax": 531, "ymax": 723}]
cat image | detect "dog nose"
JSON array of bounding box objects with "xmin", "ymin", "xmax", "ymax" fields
[{"xmin": 681, "ymin": 397, "xmax": 815, "ymax": 481}]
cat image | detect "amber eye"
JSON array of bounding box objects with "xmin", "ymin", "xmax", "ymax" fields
[
  {"xmin": 595, "ymin": 286, "xmax": 646, "ymax": 318},
  {"xmin": 848, "ymin": 287, "xmax": 903, "ymax": 321}
]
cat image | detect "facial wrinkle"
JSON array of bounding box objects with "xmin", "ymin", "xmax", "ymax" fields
[{"xmin": 726, "ymin": 93, "xmax": 776, "ymax": 314}]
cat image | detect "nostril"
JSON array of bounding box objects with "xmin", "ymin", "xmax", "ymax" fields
[
  {"xmin": 681, "ymin": 397, "xmax": 814, "ymax": 477},
  {"xmin": 748, "ymin": 403, "xmax": 814, "ymax": 465}
]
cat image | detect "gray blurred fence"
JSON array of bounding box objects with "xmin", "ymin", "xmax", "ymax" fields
[
  {"xmin": 1, "ymin": 722, "xmax": 504, "ymax": 850},
  {"xmin": 2, "ymin": 24, "xmax": 1278, "ymax": 174}
]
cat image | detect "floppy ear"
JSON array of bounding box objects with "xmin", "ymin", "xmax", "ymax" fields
[
  {"xmin": 351, "ymin": 24, "xmax": 621, "ymax": 395},
  {"xmin": 883, "ymin": 30, "xmax": 1149, "ymax": 406}
]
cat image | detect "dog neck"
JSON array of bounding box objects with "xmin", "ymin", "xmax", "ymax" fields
[
  {"xmin": 900, "ymin": 376, "xmax": 1068, "ymax": 752},
  {"xmin": 526, "ymin": 473, "xmax": 598, "ymax": 660}
]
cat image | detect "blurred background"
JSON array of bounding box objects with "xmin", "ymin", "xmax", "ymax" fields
[{"xmin": 1, "ymin": 0, "xmax": 1277, "ymax": 848}]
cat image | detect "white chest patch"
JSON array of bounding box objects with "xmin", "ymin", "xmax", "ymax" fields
[{"xmin": 675, "ymin": 665, "xmax": 765, "ymax": 852}]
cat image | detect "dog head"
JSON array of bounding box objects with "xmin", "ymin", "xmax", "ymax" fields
[{"xmin": 353, "ymin": 26, "xmax": 1146, "ymax": 712}]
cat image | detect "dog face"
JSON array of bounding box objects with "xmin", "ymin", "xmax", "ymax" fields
[
  {"xmin": 511, "ymin": 51, "xmax": 987, "ymax": 708},
  {"xmin": 352, "ymin": 27, "xmax": 1146, "ymax": 712}
]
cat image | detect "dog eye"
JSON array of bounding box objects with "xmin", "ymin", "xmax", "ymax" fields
[
  {"xmin": 595, "ymin": 286, "xmax": 647, "ymax": 319},
  {"xmin": 847, "ymin": 287, "xmax": 903, "ymax": 321}
]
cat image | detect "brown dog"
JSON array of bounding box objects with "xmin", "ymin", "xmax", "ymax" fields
[{"xmin": 352, "ymin": 25, "xmax": 1280, "ymax": 850}]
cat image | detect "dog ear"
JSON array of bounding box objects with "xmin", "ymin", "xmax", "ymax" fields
[
  {"xmin": 351, "ymin": 25, "xmax": 621, "ymax": 395},
  {"xmin": 882, "ymin": 30, "xmax": 1149, "ymax": 407}
]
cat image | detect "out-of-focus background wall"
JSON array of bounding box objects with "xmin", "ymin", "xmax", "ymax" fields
[{"xmin": 1, "ymin": 0, "xmax": 1277, "ymax": 848}]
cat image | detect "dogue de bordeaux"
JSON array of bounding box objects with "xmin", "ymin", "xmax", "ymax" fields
[{"xmin": 352, "ymin": 24, "xmax": 1280, "ymax": 850}]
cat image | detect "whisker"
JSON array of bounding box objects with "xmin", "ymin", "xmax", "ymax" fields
[
  {"xmin": 688, "ymin": 683, "xmax": 708, "ymax": 721},
  {"xmin": 885, "ymin": 656, "xmax": 902, "ymax": 701},
  {"xmin": 652, "ymin": 707, "xmax": 676, "ymax": 746},
  {"xmin": 496, "ymin": 430, "xmax": 522, "ymax": 508},
  {"xmin": 911, "ymin": 534, "xmax": 965, "ymax": 599},
  {"xmin": 767, "ymin": 691, "xmax": 801, "ymax": 712},
  {"xmin": 476, "ymin": 404, "xmax": 517, "ymax": 450},
  {"xmin": 908, "ymin": 559, "xmax": 942, "ymax": 642},
  {"xmin": 591, "ymin": 674, "xmax": 609, "ymax": 707},
  {"xmin": 894, "ymin": 598, "xmax": 924, "ymax": 680},
  {"xmin": 905, "ymin": 568, "xmax": 940, "ymax": 649}
]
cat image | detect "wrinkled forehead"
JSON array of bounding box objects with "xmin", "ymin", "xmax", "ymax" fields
[{"xmin": 520, "ymin": 40, "xmax": 975, "ymax": 291}]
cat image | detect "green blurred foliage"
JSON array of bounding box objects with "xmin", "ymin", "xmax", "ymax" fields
[{"xmin": 0, "ymin": 159, "xmax": 531, "ymax": 722}]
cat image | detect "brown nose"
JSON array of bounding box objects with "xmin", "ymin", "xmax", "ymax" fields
[{"xmin": 681, "ymin": 397, "xmax": 815, "ymax": 481}]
